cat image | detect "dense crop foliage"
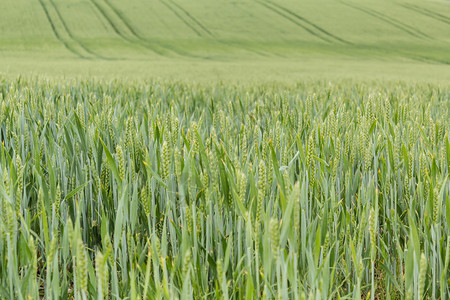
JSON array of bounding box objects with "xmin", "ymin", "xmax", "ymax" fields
[{"xmin": 0, "ymin": 78, "xmax": 449, "ymax": 299}]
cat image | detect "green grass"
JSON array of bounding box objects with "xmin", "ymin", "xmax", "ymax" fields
[
  {"xmin": 1, "ymin": 0, "xmax": 450, "ymax": 298},
  {"xmin": 0, "ymin": 77, "xmax": 449, "ymax": 299},
  {"xmin": 1, "ymin": 0, "xmax": 449, "ymax": 81}
]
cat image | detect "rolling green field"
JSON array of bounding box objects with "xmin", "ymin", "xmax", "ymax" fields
[
  {"xmin": 1, "ymin": 0, "xmax": 450, "ymax": 299},
  {"xmin": 1, "ymin": 0, "xmax": 450, "ymax": 81}
]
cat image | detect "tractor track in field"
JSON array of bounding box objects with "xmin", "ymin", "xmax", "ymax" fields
[
  {"xmin": 399, "ymin": 4, "xmax": 450, "ymax": 26},
  {"xmin": 99, "ymin": 0, "xmax": 204, "ymax": 59},
  {"xmin": 88, "ymin": 0, "xmax": 151, "ymax": 51},
  {"xmin": 358, "ymin": 5, "xmax": 433, "ymax": 39},
  {"xmin": 407, "ymin": 53, "xmax": 450, "ymax": 65},
  {"xmin": 104, "ymin": 0, "xmax": 152, "ymax": 39},
  {"xmin": 263, "ymin": 0, "xmax": 352, "ymax": 45},
  {"xmin": 89, "ymin": 0, "xmax": 174, "ymax": 57},
  {"xmin": 37, "ymin": 0, "xmax": 88, "ymax": 59},
  {"xmin": 255, "ymin": 0, "xmax": 333, "ymax": 43},
  {"xmin": 159, "ymin": 0, "xmax": 203, "ymax": 37},
  {"xmin": 230, "ymin": 2, "xmax": 289, "ymax": 57},
  {"xmin": 48, "ymin": 0, "xmax": 114, "ymax": 60},
  {"xmin": 161, "ymin": 0, "xmax": 274, "ymax": 57},
  {"xmin": 167, "ymin": 0, "xmax": 214, "ymax": 37},
  {"xmin": 339, "ymin": 1, "xmax": 432, "ymax": 40},
  {"xmin": 410, "ymin": 4, "xmax": 450, "ymax": 22}
]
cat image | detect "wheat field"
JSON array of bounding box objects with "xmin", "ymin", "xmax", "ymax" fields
[{"xmin": 0, "ymin": 78, "xmax": 448, "ymax": 299}]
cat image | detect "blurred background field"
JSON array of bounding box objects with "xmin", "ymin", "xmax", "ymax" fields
[{"xmin": 1, "ymin": 0, "xmax": 449, "ymax": 82}]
